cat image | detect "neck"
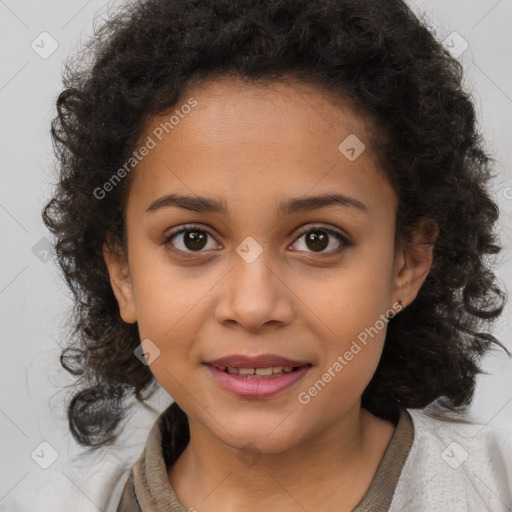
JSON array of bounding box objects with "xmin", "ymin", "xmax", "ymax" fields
[{"xmin": 168, "ymin": 403, "xmax": 394, "ymax": 511}]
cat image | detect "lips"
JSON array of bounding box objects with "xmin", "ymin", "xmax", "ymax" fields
[
  {"xmin": 205, "ymin": 363, "xmax": 311, "ymax": 398},
  {"xmin": 205, "ymin": 353, "xmax": 310, "ymax": 369},
  {"xmin": 204, "ymin": 353, "xmax": 312, "ymax": 398}
]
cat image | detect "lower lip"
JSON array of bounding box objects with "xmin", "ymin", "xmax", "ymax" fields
[{"xmin": 204, "ymin": 364, "xmax": 311, "ymax": 398}]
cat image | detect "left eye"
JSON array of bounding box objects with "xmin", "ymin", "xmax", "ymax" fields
[{"xmin": 290, "ymin": 228, "xmax": 349, "ymax": 254}]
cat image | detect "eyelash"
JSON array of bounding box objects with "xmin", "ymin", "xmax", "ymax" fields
[{"xmin": 163, "ymin": 224, "xmax": 352, "ymax": 259}]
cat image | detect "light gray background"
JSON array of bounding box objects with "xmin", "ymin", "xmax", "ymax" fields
[{"xmin": 1, "ymin": 1, "xmax": 511, "ymax": 510}]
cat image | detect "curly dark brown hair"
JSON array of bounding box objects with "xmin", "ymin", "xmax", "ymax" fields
[{"xmin": 43, "ymin": 0, "xmax": 509, "ymax": 450}]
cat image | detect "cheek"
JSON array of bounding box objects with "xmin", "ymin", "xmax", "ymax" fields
[
  {"xmin": 295, "ymin": 293, "xmax": 388, "ymax": 426},
  {"xmin": 128, "ymin": 242, "xmax": 217, "ymax": 339},
  {"xmin": 131, "ymin": 270, "xmax": 207, "ymax": 401},
  {"xmin": 296, "ymin": 250, "xmax": 393, "ymax": 388},
  {"xmin": 297, "ymin": 248, "xmax": 393, "ymax": 339}
]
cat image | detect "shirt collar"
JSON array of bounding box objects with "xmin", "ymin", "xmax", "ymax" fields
[{"xmin": 117, "ymin": 402, "xmax": 414, "ymax": 512}]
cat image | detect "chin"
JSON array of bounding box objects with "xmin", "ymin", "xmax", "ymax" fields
[{"xmin": 212, "ymin": 419, "xmax": 304, "ymax": 456}]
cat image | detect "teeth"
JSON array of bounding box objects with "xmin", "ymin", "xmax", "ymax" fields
[
  {"xmin": 255, "ymin": 367, "xmax": 273, "ymax": 376},
  {"xmin": 223, "ymin": 365, "xmax": 297, "ymax": 377}
]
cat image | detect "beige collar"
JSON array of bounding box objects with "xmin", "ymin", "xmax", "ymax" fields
[{"xmin": 117, "ymin": 404, "xmax": 414, "ymax": 511}]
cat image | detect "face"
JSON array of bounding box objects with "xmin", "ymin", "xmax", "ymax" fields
[{"xmin": 105, "ymin": 76, "xmax": 432, "ymax": 454}]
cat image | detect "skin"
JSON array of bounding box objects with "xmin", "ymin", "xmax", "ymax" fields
[{"xmin": 104, "ymin": 76, "xmax": 437, "ymax": 511}]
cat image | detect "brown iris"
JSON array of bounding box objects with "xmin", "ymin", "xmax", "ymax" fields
[
  {"xmin": 183, "ymin": 230, "xmax": 208, "ymax": 250},
  {"xmin": 305, "ymin": 230, "xmax": 329, "ymax": 252}
]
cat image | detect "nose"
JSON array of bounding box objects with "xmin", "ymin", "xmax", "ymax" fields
[{"xmin": 214, "ymin": 248, "xmax": 294, "ymax": 333}]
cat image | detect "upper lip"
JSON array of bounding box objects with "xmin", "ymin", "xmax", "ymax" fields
[{"xmin": 205, "ymin": 354, "xmax": 311, "ymax": 369}]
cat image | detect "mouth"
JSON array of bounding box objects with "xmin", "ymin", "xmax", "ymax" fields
[
  {"xmin": 203, "ymin": 356, "xmax": 312, "ymax": 398},
  {"xmin": 208, "ymin": 364, "xmax": 308, "ymax": 379},
  {"xmin": 205, "ymin": 353, "xmax": 311, "ymax": 369}
]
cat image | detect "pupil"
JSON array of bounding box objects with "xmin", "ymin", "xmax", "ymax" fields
[
  {"xmin": 185, "ymin": 230, "xmax": 207, "ymax": 250},
  {"xmin": 306, "ymin": 230, "xmax": 328, "ymax": 251}
]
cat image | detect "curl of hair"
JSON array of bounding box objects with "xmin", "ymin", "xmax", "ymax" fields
[{"xmin": 43, "ymin": 0, "xmax": 508, "ymax": 448}]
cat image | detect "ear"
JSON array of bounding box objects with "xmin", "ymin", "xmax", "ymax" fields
[
  {"xmin": 391, "ymin": 216, "xmax": 438, "ymax": 309},
  {"xmin": 103, "ymin": 236, "xmax": 137, "ymax": 324}
]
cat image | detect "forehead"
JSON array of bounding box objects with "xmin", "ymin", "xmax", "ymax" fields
[{"xmin": 126, "ymin": 76, "xmax": 395, "ymax": 219}]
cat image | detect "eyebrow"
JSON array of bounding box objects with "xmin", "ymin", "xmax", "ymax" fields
[{"xmin": 146, "ymin": 192, "xmax": 369, "ymax": 215}]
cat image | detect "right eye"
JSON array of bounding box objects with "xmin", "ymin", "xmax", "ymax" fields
[{"xmin": 164, "ymin": 225, "xmax": 221, "ymax": 255}]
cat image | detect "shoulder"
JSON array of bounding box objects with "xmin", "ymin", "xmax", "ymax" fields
[{"xmin": 389, "ymin": 408, "xmax": 512, "ymax": 512}]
